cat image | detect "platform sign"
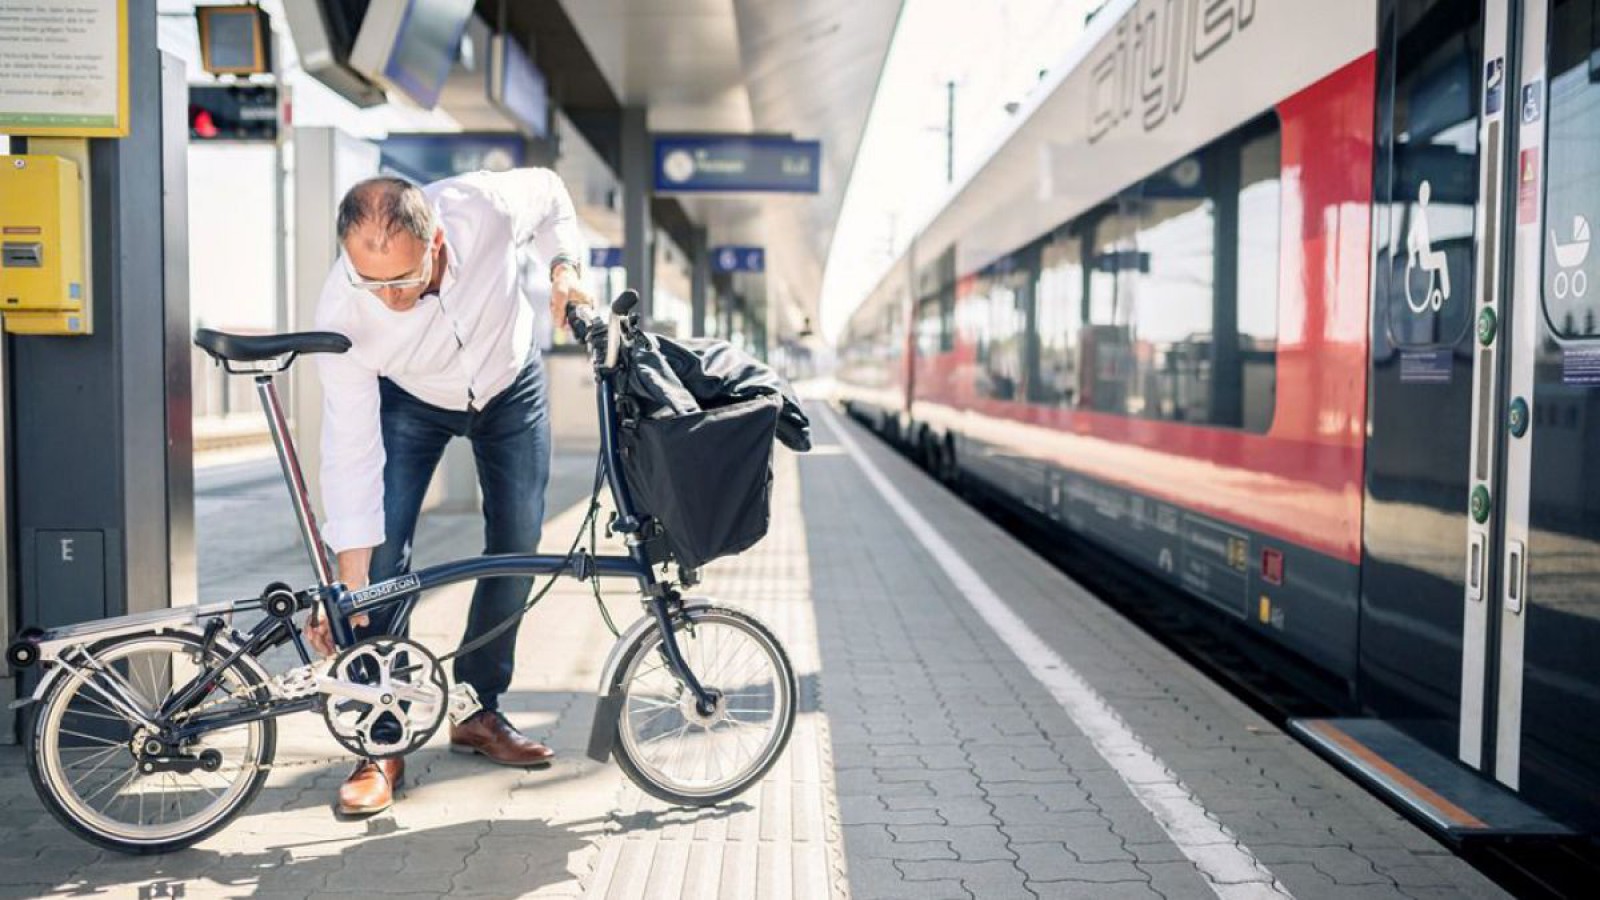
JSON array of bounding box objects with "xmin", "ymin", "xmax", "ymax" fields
[
  {"xmin": 712, "ymin": 246, "xmax": 765, "ymax": 273},
  {"xmin": 0, "ymin": 0, "xmax": 129, "ymax": 137},
  {"xmin": 378, "ymin": 133, "xmax": 523, "ymax": 185},
  {"xmin": 590, "ymin": 247, "xmax": 623, "ymax": 269},
  {"xmin": 654, "ymin": 134, "xmax": 821, "ymax": 194}
]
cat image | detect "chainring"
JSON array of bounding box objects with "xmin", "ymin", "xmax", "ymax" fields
[{"xmin": 321, "ymin": 636, "xmax": 449, "ymax": 759}]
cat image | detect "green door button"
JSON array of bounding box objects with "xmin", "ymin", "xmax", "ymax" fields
[
  {"xmin": 1509, "ymin": 397, "xmax": 1529, "ymax": 437},
  {"xmin": 1477, "ymin": 307, "xmax": 1498, "ymax": 345},
  {"xmin": 1471, "ymin": 484, "xmax": 1492, "ymax": 523}
]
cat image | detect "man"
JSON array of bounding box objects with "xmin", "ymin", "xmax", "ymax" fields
[{"xmin": 304, "ymin": 171, "xmax": 591, "ymax": 815}]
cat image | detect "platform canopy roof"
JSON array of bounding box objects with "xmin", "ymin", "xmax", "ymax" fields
[{"xmin": 478, "ymin": 0, "xmax": 903, "ymax": 340}]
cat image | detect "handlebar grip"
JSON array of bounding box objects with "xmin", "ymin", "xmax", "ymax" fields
[
  {"xmin": 567, "ymin": 292, "xmax": 636, "ymax": 372},
  {"xmin": 612, "ymin": 290, "xmax": 640, "ymax": 316},
  {"xmin": 566, "ymin": 302, "xmax": 601, "ymax": 341},
  {"xmin": 604, "ymin": 311, "xmax": 625, "ymax": 371}
]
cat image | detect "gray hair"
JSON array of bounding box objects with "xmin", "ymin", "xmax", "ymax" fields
[{"xmin": 336, "ymin": 176, "xmax": 436, "ymax": 245}]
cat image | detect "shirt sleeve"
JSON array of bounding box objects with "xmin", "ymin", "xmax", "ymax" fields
[
  {"xmin": 315, "ymin": 311, "xmax": 387, "ymax": 554},
  {"xmin": 484, "ymin": 167, "xmax": 585, "ymax": 270}
]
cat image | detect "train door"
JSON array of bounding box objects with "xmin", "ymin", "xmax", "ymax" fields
[
  {"xmin": 1491, "ymin": 0, "xmax": 1600, "ymax": 832},
  {"xmin": 1361, "ymin": 0, "xmax": 1495, "ymax": 767},
  {"xmin": 1298, "ymin": 0, "xmax": 1582, "ymax": 837}
]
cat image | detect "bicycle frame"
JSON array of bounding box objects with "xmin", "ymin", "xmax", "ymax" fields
[
  {"xmin": 263, "ymin": 338, "xmax": 720, "ymax": 714},
  {"xmin": 13, "ymin": 323, "xmax": 721, "ymax": 754},
  {"xmin": 258, "ymin": 362, "xmax": 660, "ymax": 642}
]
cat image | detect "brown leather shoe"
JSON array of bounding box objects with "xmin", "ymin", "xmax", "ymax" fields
[
  {"xmin": 336, "ymin": 757, "xmax": 404, "ymax": 816},
  {"xmin": 449, "ymin": 710, "xmax": 556, "ymax": 767}
]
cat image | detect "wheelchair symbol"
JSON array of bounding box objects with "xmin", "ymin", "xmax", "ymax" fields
[
  {"xmin": 1406, "ymin": 180, "xmax": 1451, "ymax": 313},
  {"xmin": 1550, "ymin": 215, "xmax": 1591, "ymax": 300}
]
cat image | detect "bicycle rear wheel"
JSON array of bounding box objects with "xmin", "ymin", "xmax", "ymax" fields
[
  {"xmin": 612, "ymin": 605, "xmax": 796, "ymax": 806},
  {"xmin": 26, "ymin": 632, "xmax": 275, "ymax": 854}
]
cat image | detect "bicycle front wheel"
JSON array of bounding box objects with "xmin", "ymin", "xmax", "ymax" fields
[
  {"xmin": 612, "ymin": 606, "xmax": 796, "ymax": 806},
  {"xmin": 26, "ymin": 632, "xmax": 276, "ymax": 854}
]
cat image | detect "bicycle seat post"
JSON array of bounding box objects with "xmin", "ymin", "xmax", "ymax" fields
[{"xmin": 255, "ymin": 371, "xmax": 335, "ymax": 588}]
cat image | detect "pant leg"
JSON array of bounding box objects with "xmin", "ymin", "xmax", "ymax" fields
[
  {"xmin": 453, "ymin": 356, "xmax": 552, "ymax": 710},
  {"xmin": 350, "ymin": 380, "xmax": 464, "ymax": 749},
  {"xmin": 358, "ymin": 377, "xmax": 462, "ymax": 641}
]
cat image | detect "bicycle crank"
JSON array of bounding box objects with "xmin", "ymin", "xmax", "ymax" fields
[{"xmin": 321, "ymin": 636, "xmax": 449, "ymax": 759}]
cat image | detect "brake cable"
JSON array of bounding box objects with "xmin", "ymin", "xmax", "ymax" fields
[
  {"xmin": 436, "ymin": 444, "xmax": 609, "ymax": 662},
  {"xmin": 589, "ymin": 453, "xmax": 623, "ymax": 638}
]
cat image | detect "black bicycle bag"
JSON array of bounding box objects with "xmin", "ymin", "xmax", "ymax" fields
[{"xmin": 618, "ymin": 392, "xmax": 782, "ymax": 572}]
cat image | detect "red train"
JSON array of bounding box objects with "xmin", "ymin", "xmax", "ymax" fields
[{"xmin": 837, "ymin": 0, "xmax": 1600, "ymax": 839}]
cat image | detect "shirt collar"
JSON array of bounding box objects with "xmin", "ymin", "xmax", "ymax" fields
[{"xmin": 438, "ymin": 220, "xmax": 461, "ymax": 295}]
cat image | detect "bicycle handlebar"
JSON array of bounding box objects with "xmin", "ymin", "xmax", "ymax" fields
[{"xmin": 566, "ymin": 290, "xmax": 641, "ymax": 374}]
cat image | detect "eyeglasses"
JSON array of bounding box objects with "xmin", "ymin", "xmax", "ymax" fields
[{"xmin": 343, "ymin": 242, "xmax": 434, "ymax": 293}]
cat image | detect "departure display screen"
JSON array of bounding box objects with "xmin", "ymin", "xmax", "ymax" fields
[{"xmin": 382, "ymin": 0, "xmax": 474, "ymax": 109}]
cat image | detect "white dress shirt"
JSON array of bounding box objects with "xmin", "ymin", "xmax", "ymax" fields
[{"xmin": 315, "ymin": 168, "xmax": 583, "ymax": 553}]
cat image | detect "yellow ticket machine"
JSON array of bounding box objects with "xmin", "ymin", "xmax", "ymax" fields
[{"xmin": 0, "ymin": 155, "xmax": 90, "ymax": 335}]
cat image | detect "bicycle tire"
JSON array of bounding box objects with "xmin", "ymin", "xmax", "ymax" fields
[
  {"xmin": 26, "ymin": 631, "xmax": 277, "ymax": 854},
  {"xmin": 611, "ymin": 605, "xmax": 797, "ymax": 807}
]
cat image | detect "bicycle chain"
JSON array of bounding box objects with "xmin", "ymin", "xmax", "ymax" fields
[
  {"xmin": 167, "ymin": 665, "xmax": 359, "ymax": 773},
  {"xmin": 169, "ymin": 659, "xmax": 316, "ymax": 722}
]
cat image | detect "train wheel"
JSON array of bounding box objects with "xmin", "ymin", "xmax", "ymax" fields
[
  {"xmin": 919, "ymin": 431, "xmax": 938, "ymax": 473},
  {"xmin": 939, "ymin": 436, "xmax": 961, "ymax": 487}
]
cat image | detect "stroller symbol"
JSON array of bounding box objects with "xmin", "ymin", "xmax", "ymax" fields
[
  {"xmin": 1406, "ymin": 180, "xmax": 1451, "ymax": 313},
  {"xmin": 1551, "ymin": 215, "xmax": 1591, "ymax": 300}
]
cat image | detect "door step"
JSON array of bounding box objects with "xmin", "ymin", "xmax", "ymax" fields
[{"xmin": 1288, "ymin": 718, "xmax": 1574, "ymax": 842}]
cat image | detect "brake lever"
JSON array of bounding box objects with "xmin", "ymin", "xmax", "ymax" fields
[{"xmin": 564, "ymin": 302, "xmax": 596, "ymax": 341}]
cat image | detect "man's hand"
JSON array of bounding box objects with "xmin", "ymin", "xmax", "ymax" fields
[
  {"xmin": 305, "ymin": 609, "xmax": 338, "ymax": 658},
  {"xmin": 305, "ymin": 607, "xmax": 370, "ymax": 657},
  {"xmin": 306, "ymin": 548, "xmax": 374, "ymax": 657},
  {"xmin": 550, "ymin": 262, "xmax": 593, "ymax": 330}
]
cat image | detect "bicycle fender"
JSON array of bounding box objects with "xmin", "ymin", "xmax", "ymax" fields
[
  {"xmin": 586, "ymin": 600, "xmax": 714, "ymax": 763},
  {"xmin": 586, "ymin": 690, "xmax": 625, "ymax": 763},
  {"xmin": 8, "ymin": 666, "xmax": 63, "ymax": 711},
  {"xmin": 12, "ymin": 629, "xmax": 253, "ymax": 712}
]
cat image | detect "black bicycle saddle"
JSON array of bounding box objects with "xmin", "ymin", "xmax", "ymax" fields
[{"xmin": 194, "ymin": 328, "xmax": 351, "ymax": 363}]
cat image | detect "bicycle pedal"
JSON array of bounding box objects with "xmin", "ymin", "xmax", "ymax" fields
[{"xmin": 448, "ymin": 682, "xmax": 483, "ymax": 725}]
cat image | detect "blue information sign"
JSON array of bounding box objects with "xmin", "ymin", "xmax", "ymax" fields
[
  {"xmin": 379, "ymin": 133, "xmax": 524, "ymax": 185},
  {"xmin": 712, "ymin": 246, "xmax": 765, "ymax": 273},
  {"xmin": 654, "ymin": 134, "xmax": 821, "ymax": 194},
  {"xmin": 590, "ymin": 247, "xmax": 623, "ymax": 269}
]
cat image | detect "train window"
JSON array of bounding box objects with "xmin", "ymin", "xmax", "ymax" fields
[
  {"xmin": 1377, "ymin": 0, "xmax": 1479, "ymax": 350},
  {"xmin": 916, "ymin": 248, "xmax": 957, "ymax": 352},
  {"xmin": 1033, "ymin": 230, "xmax": 1085, "ymax": 407},
  {"xmin": 940, "ymin": 283, "xmax": 955, "ymax": 351},
  {"xmin": 1087, "ymin": 208, "xmax": 1135, "ymax": 329},
  {"xmin": 1127, "ymin": 157, "xmax": 1217, "ymax": 423},
  {"xmin": 1084, "ymin": 210, "xmax": 1138, "ymax": 415},
  {"xmin": 915, "ymin": 295, "xmax": 943, "ymax": 356},
  {"xmin": 838, "ymin": 291, "xmax": 901, "ymax": 391},
  {"xmin": 971, "ymin": 263, "xmax": 1030, "ymax": 401},
  {"xmin": 1238, "ymin": 126, "xmax": 1281, "ymax": 432},
  {"xmin": 885, "ymin": 293, "xmax": 906, "ymax": 363},
  {"xmin": 1055, "ymin": 116, "xmax": 1278, "ymax": 431},
  {"xmin": 1543, "ymin": 0, "xmax": 1600, "ymax": 339}
]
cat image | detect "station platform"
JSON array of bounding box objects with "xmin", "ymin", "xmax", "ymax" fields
[{"xmin": 0, "ymin": 403, "xmax": 1509, "ymax": 899}]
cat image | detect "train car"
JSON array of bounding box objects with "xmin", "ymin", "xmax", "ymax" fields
[{"xmin": 837, "ymin": 0, "xmax": 1600, "ymax": 839}]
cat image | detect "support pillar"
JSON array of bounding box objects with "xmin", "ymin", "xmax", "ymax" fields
[
  {"xmin": 291, "ymin": 128, "xmax": 380, "ymax": 525},
  {"xmin": 10, "ymin": 15, "xmax": 193, "ymax": 642},
  {"xmin": 690, "ymin": 226, "xmax": 709, "ymax": 337},
  {"xmin": 620, "ymin": 106, "xmax": 654, "ymax": 320}
]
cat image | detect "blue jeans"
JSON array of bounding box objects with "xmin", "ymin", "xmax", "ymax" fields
[{"xmin": 354, "ymin": 354, "xmax": 551, "ymax": 713}]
